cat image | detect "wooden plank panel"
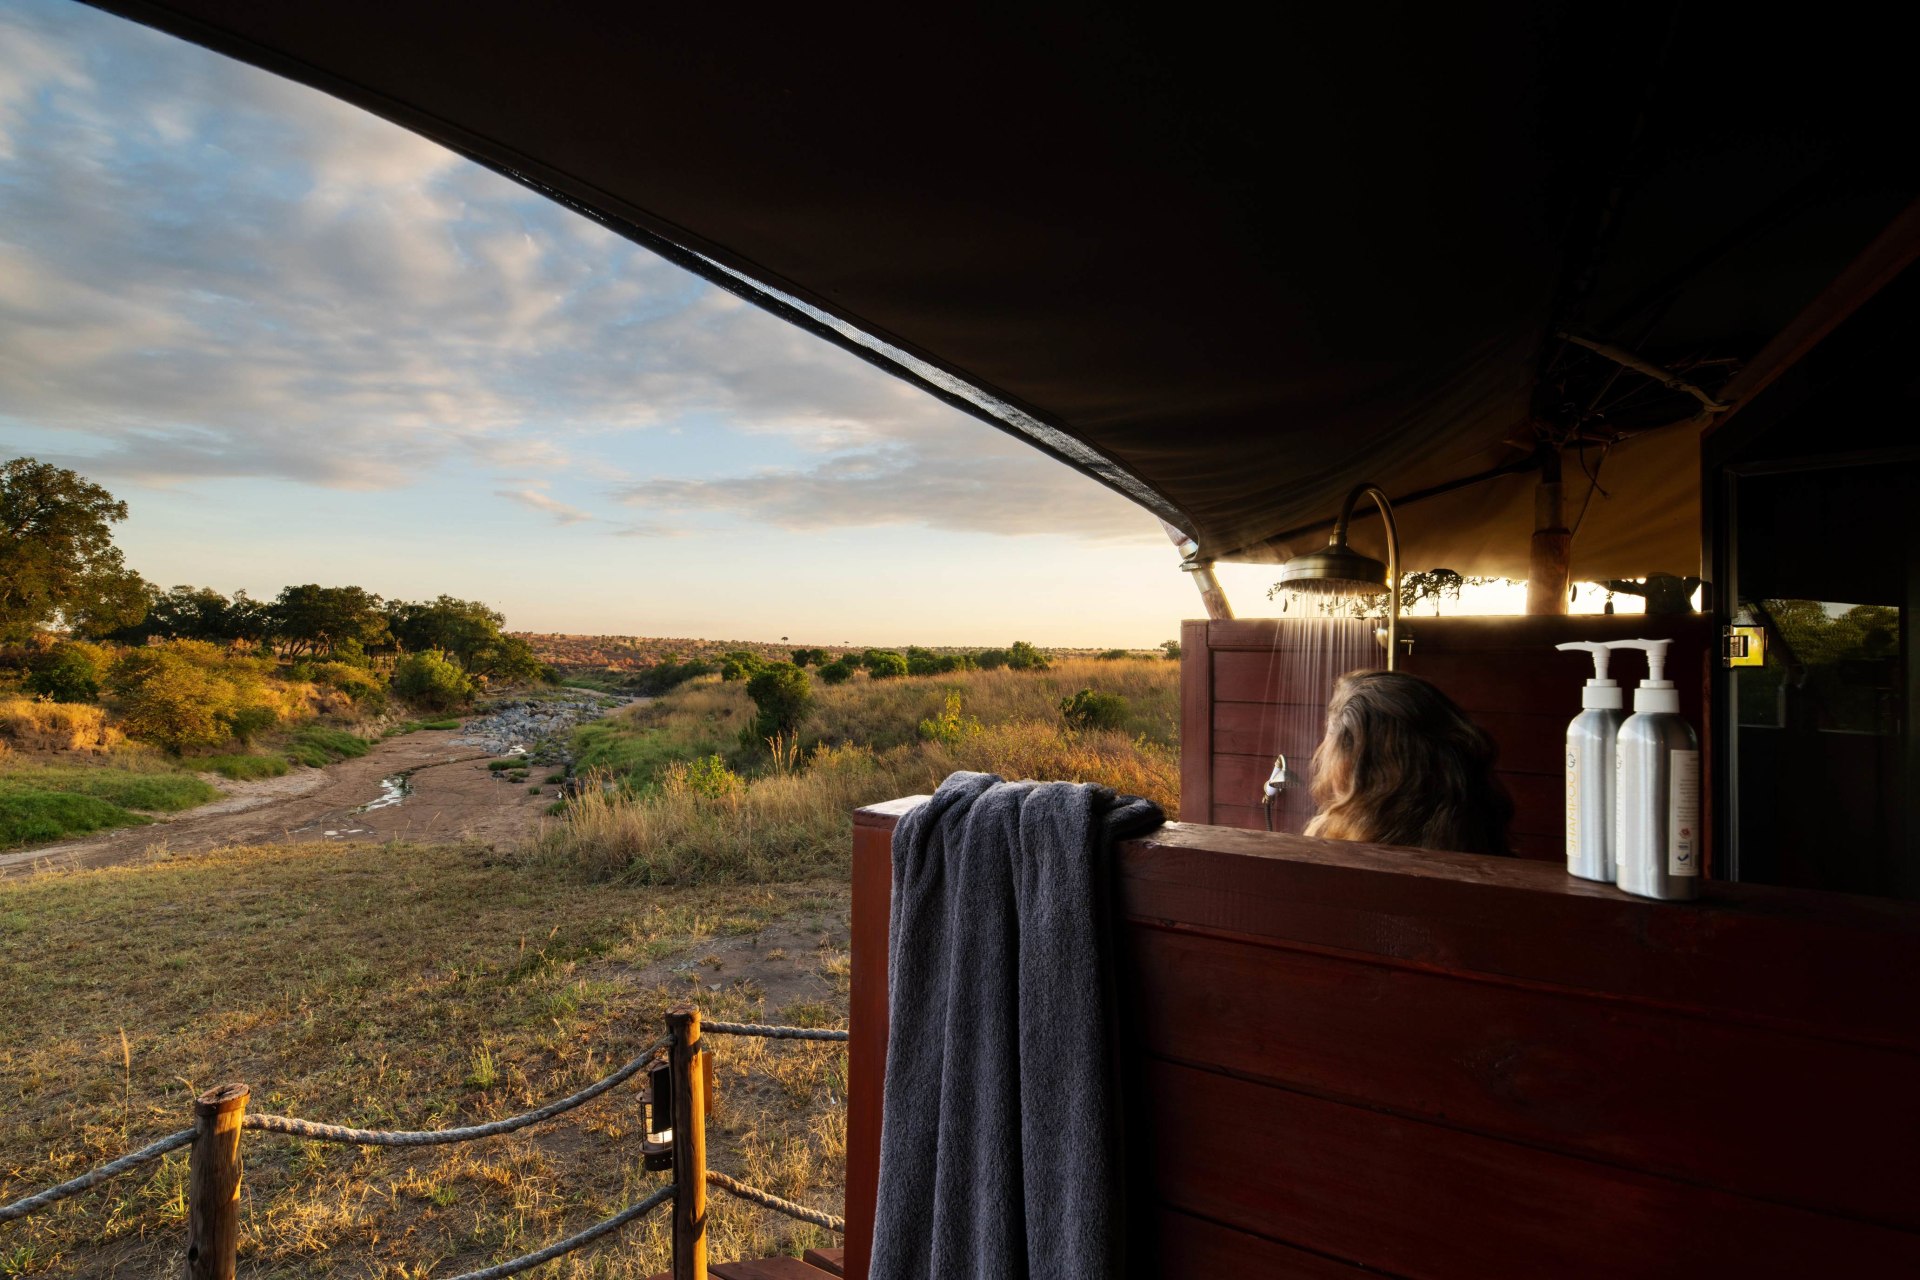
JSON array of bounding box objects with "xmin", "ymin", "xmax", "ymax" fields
[
  {"xmin": 844, "ymin": 808, "xmax": 908, "ymax": 1280},
  {"xmin": 1115, "ymin": 824, "xmax": 1920, "ymax": 1047},
  {"xmin": 1148, "ymin": 1060, "xmax": 1920, "ymax": 1278},
  {"xmin": 1181, "ymin": 618, "xmax": 1214, "ymax": 822},
  {"xmin": 1153, "ymin": 1208, "xmax": 1387, "ymax": 1278},
  {"xmin": 1212, "ymin": 649, "xmax": 1345, "ymax": 706},
  {"xmin": 1506, "ymin": 829, "xmax": 1561, "ymax": 860},
  {"xmin": 1212, "ymin": 755, "xmax": 1561, "ymax": 842},
  {"xmin": 801, "ymin": 1248, "xmax": 845, "ymax": 1276},
  {"xmin": 1500, "ymin": 771, "xmax": 1560, "ymax": 832},
  {"xmin": 1122, "ymin": 926, "xmax": 1920, "ymax": 1229},
  {"xmin": 710, "ymin": 1260, "xmax": 838, "ymax": 1279},
  {"xmin": 1210, "ymin": 801, "xmax": 1270, "ymax": 832},
  {"xmin": 1212, "ymin": 701, "xmax": 1568, "ymax": 771},
  {"xmin": 1210, "ymin": 698, "xmax": 1325, "ymax": 756}
]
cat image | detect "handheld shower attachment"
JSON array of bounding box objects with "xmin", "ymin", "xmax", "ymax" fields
[{"xmin": 1262, "ymin": 754, "xmax": 1293, "ymax": 832}]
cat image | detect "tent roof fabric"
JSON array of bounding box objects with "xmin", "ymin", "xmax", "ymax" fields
[{"xmin": 89, "ymin": 2, "xmax": 1919, "ymax": 577}]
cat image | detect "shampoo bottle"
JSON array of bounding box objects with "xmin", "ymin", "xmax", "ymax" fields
[
  {"xmin": 1611, "ymin": 638, "xmax": 1700, "ymax": 901},
  {"xmin": 1554, "ymin": 641, "xmax": 1624, "ymax": 882}
]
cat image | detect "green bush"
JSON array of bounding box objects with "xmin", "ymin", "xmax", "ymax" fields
[
  {"xmin": 312, "ymin": 661, "xmax": 388, "ymax": 711},
  {"xmin": 917, "ymin": 690, "xmax": 981, "ymax": 745},
  {"xmin": 390, "ymin": 649, "xmax": 475, "ymax": 712},
  {"xmin": 1059, "ymin": 688, "xmax": 1130, "ymax": 731},
  {"xmin": 631, "ymin": 659, "xmax": 716, "ymax": 695},
  {"xmin": 818, "ymin": 658, "xmax": 855, "ymax": 685},
  {"xmin": 0, "ymin": 764, "xmax": 217, "ymax": 813},
  {"xmin": 284, "ymin": 725, "xmax": 372, "ymax": 768},
  {"xmin": 719, "ymin": 651, "xmax": 765, "ymax": 682},
  {"xmin": 906, "ymin": 647, "xmax": 975, "ymax": 675},
  {"xmin": 25, "ymin": 642, "xmax": 108, "ymax": 703},
  {"xmin": 200, "ymin": 753, "xmax": 292, "ymax": 781},
  {"xmin": 488, "ymin": 758, "xmax": 524, "ymax": 771},
  {"xmin": 1095, "ymin": 648, "xmax": 1132, "ymax": 661},
  {"xmin": 0, "ymin": 791, "xmax": 148, "ymax": 849},
  {"xmin": 680, "ymin": 753, "xmax": 743, "ymax": 799},
  {"xmin": 420, "ymin": 718, "xmax": 462, "ymax": 730},
  {"xmin": 109, "ymin": 641, "xmax": 292, "ymax": 753},
  {"xmin": 1007, "ymin": 640, "xmax": 1050, "ymax": 671},
  {"xmin": 745, "ymin": 662, "xmax": 812, "ymax": 743},
  {"xmin": 863, "ymin": 650, "xmax": 908, "ymax": 680}
]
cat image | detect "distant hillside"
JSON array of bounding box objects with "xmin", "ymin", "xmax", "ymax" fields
[{"xmin": 515, "ymin": 634, "xmax": 1165, "ymax": 676}]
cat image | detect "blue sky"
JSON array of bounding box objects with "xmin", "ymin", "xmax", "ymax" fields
[{"xmin": 0, "ymin": 0, "xmax": 1247, "ymax": 646}]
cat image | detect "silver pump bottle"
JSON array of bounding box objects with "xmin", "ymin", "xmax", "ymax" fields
[
  {"xmin": 1554, "ymin": 641, "xmax": 1623, "ymax": 882},
  {"xmin": 1611, "ymin": 638, "xmax": 1700, "ymax": 901}
]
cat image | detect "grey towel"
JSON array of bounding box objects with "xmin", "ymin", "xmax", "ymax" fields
[{"xmin": 871, "ymin": 771, "xmax": 1165, "ymax": 1280}]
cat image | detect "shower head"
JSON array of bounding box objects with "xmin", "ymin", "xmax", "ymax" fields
[
  {"xmin": 1276, "ymin": 539, "xmax": 1389, "ymax": 595},
  {"xmin": 1276, "ymin": 481, "xmax": 1403, "ymax": 671}
]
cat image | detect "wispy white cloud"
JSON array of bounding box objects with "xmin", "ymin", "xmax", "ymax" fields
[
  {"xmin": 495, "ymin": 487, "xmax": 594, "ymax": 525},
  {"xmin": 0, "ymin": 0, "xmax": 1155, "ymax": 545}
]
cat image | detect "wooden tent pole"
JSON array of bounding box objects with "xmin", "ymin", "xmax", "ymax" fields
[{"xmin": 1527, "ymin": 448, "xmax": 1570, "ymax": 615}]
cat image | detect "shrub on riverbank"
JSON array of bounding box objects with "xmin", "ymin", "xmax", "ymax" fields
[
  {"xmin": 0, "ymin": 696, "xmax": 122, "ymax": 753},
  {"xmin": 284, "ymin": 725, "xmax": 372, "ymax": 768},
  {"xmin": 109, "ymin": 641, "xmax": 312, "ymax": 753},
  {"xmin": 201, "ymin": 753, "xmax": 292, "ymax": 781},
  {"xmin": 531, "ymin": 658, "xmax": 1178, "ymax": 882},
  {"xmin": 0, "ymin": 762, "xmax": 218, "ymax": 848},
  {"xmin": 390, "ymin": 648, "xmax": 475, "ymax": 711}
]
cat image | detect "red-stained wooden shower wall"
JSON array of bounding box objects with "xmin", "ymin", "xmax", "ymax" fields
[{"xmin": 1180, "ymin": 613, "xmax": 1713, "ymax": 862}]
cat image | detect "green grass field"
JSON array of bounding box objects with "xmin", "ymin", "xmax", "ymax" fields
[{"xmin": 0, "ymin": 765, "xmax": 219, "ymax": 850}]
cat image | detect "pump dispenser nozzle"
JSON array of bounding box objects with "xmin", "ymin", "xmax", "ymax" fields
[
  {"xmin": 1609, "ymin": 638, "xmax": 1678, "ymax": 713},
  {"xmin": 1555, "ymin": 641, "xmax": 1622, "ymax": 710}
]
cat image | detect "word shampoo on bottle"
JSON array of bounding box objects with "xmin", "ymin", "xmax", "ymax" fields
[{"xmin": 1555, "ymin": 641, "xmax": 1624, "ymax": 882}]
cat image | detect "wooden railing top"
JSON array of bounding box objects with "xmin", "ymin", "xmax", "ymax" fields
[{"xmin": 854, "ymin": 798, "xmax": 1920, "ymax": 1048}]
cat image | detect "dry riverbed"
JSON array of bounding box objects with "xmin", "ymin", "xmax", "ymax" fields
[{"xmin": 0, "ymin": 695, "xmax": 632, "ymax": 878}]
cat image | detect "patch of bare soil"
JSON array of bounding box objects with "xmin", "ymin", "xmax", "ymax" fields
[
  {"xmin": 602, "ymin": 913, "xmax": 853, "ymax": 1016},
  {"xmin": 0, "ymin": 728, "xmax": 565, "ymax": 878}
]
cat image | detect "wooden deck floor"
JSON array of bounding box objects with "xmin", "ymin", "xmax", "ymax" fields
[{"xmin": 648, "ymin": 1246, "xmax": 843, "ymax": 1278}]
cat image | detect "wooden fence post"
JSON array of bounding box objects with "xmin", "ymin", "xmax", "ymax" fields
[
  {"xmin": 186, "ymin": 1083, "xmax": 247, "ymax": 1280},
  {"xmin": 667, "ymin": 1005, "xmax": 708, "ymax": 1280}
]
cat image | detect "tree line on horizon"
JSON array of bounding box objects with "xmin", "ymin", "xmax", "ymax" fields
[{"xmin": 1, "ymin": 456, "xmax": 545, "ymax": 681}]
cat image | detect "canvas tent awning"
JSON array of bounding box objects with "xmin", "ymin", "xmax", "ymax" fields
[{"xmin": 90, "ymin": 1, "xmax": 1920, "ymax": 578}]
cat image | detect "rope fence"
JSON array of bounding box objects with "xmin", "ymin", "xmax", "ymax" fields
[
  {"xmin": 241, "ymin": 1034, "xmax": 671, "ymax": 1148},
  {"xmin": 706, "ymin": 1169, "xmax": 846, "ymax": 1234},
  {"xmin": 702, "ymin": 1019, "xmax": 850, "ymax": 1043},
  {"xmin": 446, "ymin": 1184, "xmax": 675, "ymax": 1280},
  {"xmin": 0, "ymin": 1128, "xmax": 194, "ymax": 1225},
  {"xmin": 0, "ymin": 1011, "xmax": 849, "ymax": 1278}
]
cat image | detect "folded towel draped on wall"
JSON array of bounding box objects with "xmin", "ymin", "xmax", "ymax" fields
[{"xmin": 871, "ymin": 771, "xmax": 1165, "ymax": 1280}]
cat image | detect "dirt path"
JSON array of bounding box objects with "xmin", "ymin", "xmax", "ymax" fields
[{"xmin": 0, "ymin": 728, "xmax": 564, "ymax": 878}]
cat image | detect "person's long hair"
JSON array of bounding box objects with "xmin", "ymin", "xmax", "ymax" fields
[{"xmin": 1304, "ymin": 671, "xmax": 1513, "ymax": 856}]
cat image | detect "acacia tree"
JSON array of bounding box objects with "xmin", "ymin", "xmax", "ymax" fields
[
  {"xmin": 268, "ymin": 584, "xmax": 390, "ymax": 657},
  {"xmin": 0, "ymin": 458, "xmax": 148, "ymax": 641}
]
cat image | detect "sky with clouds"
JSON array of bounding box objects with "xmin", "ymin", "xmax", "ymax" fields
[{"xmin": 0, "ymin": 0, "xmax": 1277, "ymax": 646}]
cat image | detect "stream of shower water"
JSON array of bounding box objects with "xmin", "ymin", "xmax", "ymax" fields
[{"xmin": 1260, "ymin": 599, "xmax": 1382, "ymax": 834}]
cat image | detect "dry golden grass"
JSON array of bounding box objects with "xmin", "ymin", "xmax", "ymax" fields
[
  {"xmin": 0, "ymin": 698, "xmax": 122, "ymax": 754},
  {"xmin": 0, "ymin": 840, "xmax": 850, "ymax": 1277},
  {"xmin": 528, "ymin": 659, "xmax": 1179, "ymax": 882},
  {"xmin": 804, "ymin": 657, "xmax": 1179, "ymax": 752}
]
